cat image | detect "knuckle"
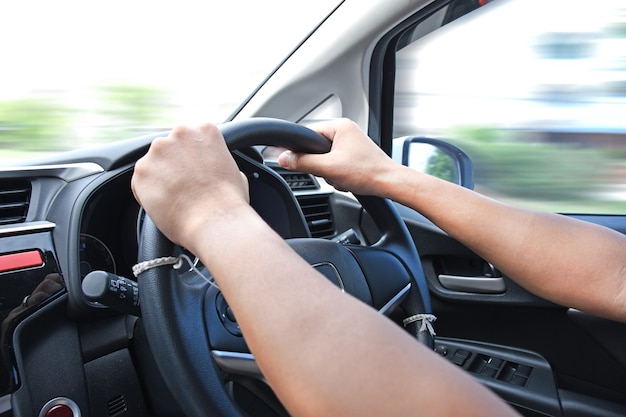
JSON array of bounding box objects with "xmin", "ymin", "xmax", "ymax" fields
[{"xmin": 171, "ymin": 124, "xmax": 193, "ymax": 137}]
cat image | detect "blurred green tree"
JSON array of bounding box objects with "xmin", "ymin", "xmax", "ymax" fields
[
  {"xmin": 425, "ymin": 149, "xmax": 457, "ymax": 183},
  {"xmin": 446, "ymin": 125, "xmax": 609, "ymax": 201},
  {"xmin": 0, "ymin": 84, "xmax": 172, "ymax": 159},
  {"xmin": 0, "ymin": 98, "xmax": 73, "ymax": 152},
  {"xmin": 96, "ymin": 84, "xmax": 170, "ymax": 140}
]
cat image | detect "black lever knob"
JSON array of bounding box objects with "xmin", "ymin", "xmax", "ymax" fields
[{"xmin": 82, "ymin": 270, "xmax": 141, "ymax": 316}]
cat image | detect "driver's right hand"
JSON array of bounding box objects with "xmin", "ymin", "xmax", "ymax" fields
[{"xmin": 278, "ymin": 118, "xmax": 400, "ymax": 197}]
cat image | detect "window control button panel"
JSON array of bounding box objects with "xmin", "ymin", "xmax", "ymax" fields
[{"xmin": 433, "ymin": 337, "xmax": 562, "ymax": 417}]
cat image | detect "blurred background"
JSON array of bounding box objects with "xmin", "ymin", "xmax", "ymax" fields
[
  {"xmin": 2, "ymin": 0, "xmax": 626, "ymax": 214},
  {"xmin": 0, "ymin": 0, "xmax": 338, "ymax": 161},
  {"xmin": 394, "ymin": 0, "xmax": 626, "ymax": 214}
]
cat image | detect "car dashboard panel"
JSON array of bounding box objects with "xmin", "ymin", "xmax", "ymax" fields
[
  {"xmin": 0, "ymin": 223, "xmax": 61, "ymax": 399},
  {"xmin": 2, "ymin": 136, "xmax": 626, "ymax": 417},
  {"xmin": 0, "ymin": 146, "xmax": 336, "ymax": 416}
]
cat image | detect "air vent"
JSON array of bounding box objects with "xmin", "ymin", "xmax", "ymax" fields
[
  {"xmin": 0, "ymin": 180, "xmax": 31, "ymax": 225},
  {"xmin": 274, "ymin": 168, "xmax": 319, "ymax": 191},
  {"xmin": 297, "ymin": 195, "xmax": 334, "ymax": 238},
  {"xmin": 108, "ymin": 395, "xmax": 127, "ymax": 417}
]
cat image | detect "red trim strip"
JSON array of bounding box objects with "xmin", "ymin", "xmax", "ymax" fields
[{"xmin": 0, "ymin": 250, "xmax": 44, "ymax": 273}]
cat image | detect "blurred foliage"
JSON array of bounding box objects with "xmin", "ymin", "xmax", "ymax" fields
[
  {"xmin": 445, "ymin": 125, "xmax": 611, "ymax": 201},
  {"xmin": 0, "ymin": 84, "xmax": 170, "ymax": 157},
  {"xmin": 0, "ymin": 98, "xmax": 74, "ymax": 152},
  {"xmin": 425, "ymin": 149, "xmax": 458, "ymax": 183},
  {"xmin": 97, "ymin": 84, "xmax": 169, "ymax": 136}
]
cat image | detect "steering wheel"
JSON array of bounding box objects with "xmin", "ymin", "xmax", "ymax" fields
[{"xmin": 137, "ymin": 118, "xmax": 433, "ymax": 417}]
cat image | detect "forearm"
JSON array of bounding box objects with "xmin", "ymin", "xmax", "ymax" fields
[
  {"xmin": 383, "ymin": 165, "xmax": 626, "ymax": 321},
  {"xmin": 186, "ymin": 205, "xmax": 516, "ymax": 417}
]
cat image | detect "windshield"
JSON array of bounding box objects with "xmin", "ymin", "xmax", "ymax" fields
[{"xmin": 0, "ymin": 0, "xmax": 340, "ymax": 163}]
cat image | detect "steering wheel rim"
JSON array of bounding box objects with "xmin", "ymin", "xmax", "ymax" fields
[{"xmin": 137, "ymin": 118, "xmax": 432, "ymax": 417}]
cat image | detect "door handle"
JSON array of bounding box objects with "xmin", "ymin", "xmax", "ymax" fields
[{"xmin": 437, "ymin": 274, "xmax": 506, "ymax": 294}]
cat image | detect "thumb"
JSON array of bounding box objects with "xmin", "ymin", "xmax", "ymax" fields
[
  {"xmin": 278, "ymin": 149, "xmax": 330, "ymax": 177},
  {"xmin": 277, "ymin": 150, "xmax": 301, "ymax": 171}
]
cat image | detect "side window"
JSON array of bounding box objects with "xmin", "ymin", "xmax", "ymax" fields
[{"xmin": 393, "ymin": 0, "xmax": 626, "ymax": 214}]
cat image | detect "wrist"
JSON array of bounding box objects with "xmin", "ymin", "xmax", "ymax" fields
[
  {"xmin": 378, "ymin": 164, "xmax": 436, "ymax": 205},
  {"xmin": 182, "ymin": 203, "xmax": 260, "ymax": 256},
  {"xmin": 370, "ymin": 162, "xmax": 414, "ymax": 198}
]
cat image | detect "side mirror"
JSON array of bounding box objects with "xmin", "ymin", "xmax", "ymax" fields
[{"xmin": 396, "ymin": 136, "xmax": 474, "ymax": 190}]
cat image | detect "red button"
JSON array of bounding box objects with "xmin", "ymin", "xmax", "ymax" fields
[
  {"xmin": 45, "ymin": 404, "xmax": 74, "ymax": 417},
  {"xmin": 0, "ymin": 250, "xmax": 43, "ymax": 273}
]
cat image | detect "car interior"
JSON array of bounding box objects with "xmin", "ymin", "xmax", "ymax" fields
[{"xmin": 2, "ymin": 0, "xmax": 626, "ymax": 416}]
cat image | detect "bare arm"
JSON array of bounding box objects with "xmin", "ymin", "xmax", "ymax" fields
[
  {"xmin": 393, "ymin": 169, "xmax": 626, "ymax": 321},
  {"xmin": 131, "ymin": 123, "xmax": 518, "ymax": 417},
  {"xmin": 279, "ymin": 118, "xmax": 626, "ymax": 322}
]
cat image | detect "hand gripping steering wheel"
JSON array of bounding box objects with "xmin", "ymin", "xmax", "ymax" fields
[{"xmin": 137, "ymin": 118, "xmax": 433, "ymax": 417}]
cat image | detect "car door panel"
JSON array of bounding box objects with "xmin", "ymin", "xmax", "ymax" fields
[
  {"xmin": 401, "ymin": 208, "xmax": 626, "ymax": 415},
  {"xmin": 329, "ymin": 193, "xmax": 626, "ymax": 415},
  {"xmin": 434, "ymin": 337, "xmax": 563, "ymax": 417}
]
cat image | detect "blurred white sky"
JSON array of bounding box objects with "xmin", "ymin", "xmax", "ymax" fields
[
  {"xmin": 4, "ymin": 0, "xmax": 625, "ymax": 131},
  {"xmin": 414, "ymin": 0, "xmax": 618, "ymax": 96},
  {"xmin": 396, "ymin": 0, "xmax": 626, "ymax": 132},
  {"xmin": 0, "ymin": 0, "xmax": 339, "ymax": 122}
]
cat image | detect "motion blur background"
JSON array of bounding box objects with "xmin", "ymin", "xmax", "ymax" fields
[
  {"xmin": 2, "ymin": 0, "xmax": 626, "ymax": 214},
  {"xmin": 394, "ymin": 0, "xmax": 626, "ymax": 214},
  {"xmin": 0, "ymin": 0, "xmax": 339, "ymax": 158}
]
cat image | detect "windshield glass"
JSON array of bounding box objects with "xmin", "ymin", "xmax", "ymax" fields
[{"xmin": 0, "ymin": 0, "xmax": 340, "ymax": 162}]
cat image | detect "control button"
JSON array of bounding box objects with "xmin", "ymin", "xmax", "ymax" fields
[
  {"xmin": 38, "ymin": 398, "xmax": 80, "ymax": 417},
  {"xmin": 46, "ymin": 404, "xmax": 74, "ymax": 417},
  {"xmin": 225, "ymin": 306, "xmax": 236, "ymax": 322},
  {"xmin": 481, "ymin": 366, "xmax": 497, "ymax": 378},
  {"xmin": 451, "ymin": 349, "xmax": 471, "ymax": 366},
  {"xmin": 216, "ymin": 293, "xmax": 242, "ymax": 336},
  {"xmin": 511, "ymin": 374, "xmax": 528, "ymax": 386},
  {"xmin": 486, "ymin": 357, "xmax": 503, "ymax": 368},
  {"xmin": 516, "ymin": 364, "xmax": 533, "ymax": 377}
]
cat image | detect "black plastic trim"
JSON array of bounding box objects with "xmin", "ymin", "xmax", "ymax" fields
[
  {"xmin": 436, "ymin": 337, "xmax": 562, "ymax": 417},
  {"xmin": 368, "ymin": 0, "xmax": 452, "ymax": 152}
]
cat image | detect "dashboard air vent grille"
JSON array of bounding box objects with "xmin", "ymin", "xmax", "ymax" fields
[
  {"xmin": 108, "ymin": 395, "xmax": 127, "ymax": 417},
  {"xmin": 274, "ymin": 168, "xmax": 319, "ymax": 191},
  {"xmin": 297, "ymin": 195, "xmax": 334, "ymax": 238},
  {"xmin": 0, "ymin": 180, "xmax": 31, "ymax": 225}
]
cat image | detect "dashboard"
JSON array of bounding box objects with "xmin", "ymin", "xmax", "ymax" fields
[
  {"xmin": 76, "ymin": 150, "xmax": 332, "ymax": 305},
  {"xmin": 4, "ymin": 128, "xmax": 622, "ymax": 417},
  {"xmin": 78, "ymin": 173, "xmax": 139, "ymax": 281},
  {"xmin": 0, "ymin": 141, "xmax": 337, "ymax": 413}
]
